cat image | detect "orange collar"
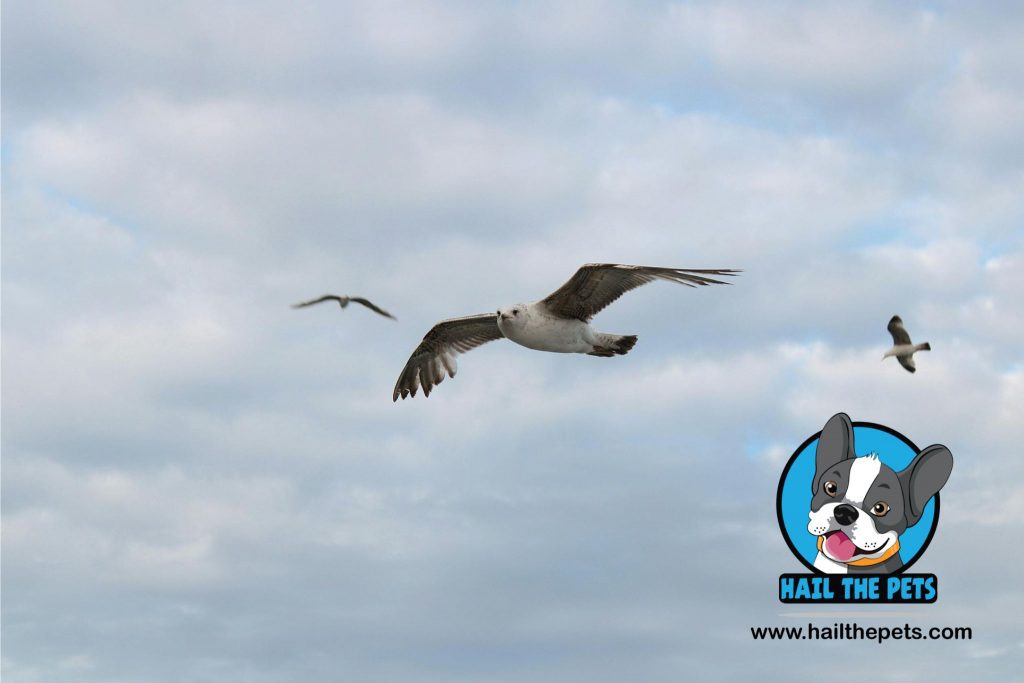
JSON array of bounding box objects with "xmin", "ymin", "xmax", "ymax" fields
[{"xmin": 818, "ymin": 536, "xmax": 901, "ymax": 567}]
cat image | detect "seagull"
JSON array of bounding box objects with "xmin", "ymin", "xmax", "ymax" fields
[
  {"xmin": 883, "ymin": 315, "xmax": 931, "ymax": 373},
  {"xmin": 393, "ymin": 263, "xmax": 739, "ymax": 400},
  {"xmin": 291, "ymin": 294, "xmax": 397, "ymax": 320}
]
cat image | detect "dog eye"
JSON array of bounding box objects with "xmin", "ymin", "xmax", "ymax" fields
[
  {"xmin": 870, "ymin": 501, "xmax": 890, "ymax": 517},
  {"xmin": 513, "ymin": 309, "xmax": 518, "ymax": 315},
  {"xmin": 823, "ymin": 481, "xmax": 838, "ymax": 497}
]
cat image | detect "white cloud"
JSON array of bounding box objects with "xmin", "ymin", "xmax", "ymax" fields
[{"xmin": 663, "ymin": 1, "xmax": 942, "ymax": 98}]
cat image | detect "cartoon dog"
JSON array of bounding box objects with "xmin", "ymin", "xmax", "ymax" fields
[{"xmin": 807, "ymin": 413, "xmax": 953, "ymax": 574}]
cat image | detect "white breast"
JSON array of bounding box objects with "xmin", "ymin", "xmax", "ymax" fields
[{"xmin": 498, "ymin": 305, "xmax": 594, "ymax": 353}]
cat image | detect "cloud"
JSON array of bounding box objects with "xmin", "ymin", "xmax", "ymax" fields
[{"xmin": 663, "ymin": 2, "xmax": 942, "ymax": 98}]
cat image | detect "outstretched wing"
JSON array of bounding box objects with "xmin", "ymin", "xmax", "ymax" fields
[
  {"xmin": 898, "ymin": 355, "xmax": 917, "ymax": 373},
  {"xmin": 349, "ymin": 297, "xmax": 397, "ymax": 320},
  {"xmin": 540, "ymin": 264, "xmax": 739, "ymax": 321},
  {"xmin": 888, "ymin": 315, "xmax": 912, "ymax": 345},
  {"xmin": 291, "ymin": 294, "xmax": 346, "ymax": 308},
  {"xmin": 393, "ymin": 314, "xmax": 503, "ymax": 400}
]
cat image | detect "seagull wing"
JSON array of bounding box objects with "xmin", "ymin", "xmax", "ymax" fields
[
  {"xmin": 540, "ymin": 263, "xmax": 739, "ymax": 321},
  {"xmin": 349, "ymin": 297, "xmax": 397, "ymax": 320},
  {"xmin": 898, "ymin": 355, "xmax": 917, "ymax": 373},
  {"xmin": 887, "ymin": 315, "xmax": 913, "ymax": 345},
  {"xmin": 291, "ymin": 294, "xmax": 346, "ymax": 308},
  {"xmin": 393, "ymin": 314, "xmax": 503, "ymax": 400}
]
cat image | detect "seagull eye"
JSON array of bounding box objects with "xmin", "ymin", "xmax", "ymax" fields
[
  {"xmin": 823, "ymin": 481, "xmax": 838, "ymax": 497},
  {"xmin": 513, "ymin": 309, "xmax": 518, "ymax": 316},
  {"xmin": 870, "ymin": 501, "xmax": 890, "ymax": 517}
]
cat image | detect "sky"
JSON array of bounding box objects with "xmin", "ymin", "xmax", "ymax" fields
[{"xmin": 2, "ymin": 1, "xmax": 1023, "ymax": 681}]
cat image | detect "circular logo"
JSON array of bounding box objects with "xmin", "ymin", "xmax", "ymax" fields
[{"xmin": 776, "ymin": 421, "xmax": 940, "ymax": 574}]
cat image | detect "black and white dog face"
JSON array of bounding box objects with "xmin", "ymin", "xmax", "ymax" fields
[{"xmin": 807, "ymin": 413, "xmax": 953, "ymax": 574}]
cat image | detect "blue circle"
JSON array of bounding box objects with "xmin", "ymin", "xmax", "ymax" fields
[{"xmin": 777, "ymin": 423, "xmax": 938, "ymax": 573}]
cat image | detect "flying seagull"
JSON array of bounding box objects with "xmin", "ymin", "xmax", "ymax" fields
[
  {"xmin": 291, "ymin": 295, "xmax": 397, "ymax": 320},
  {"xmin": 393, "ymin": 263, "xmax": 739, "ymax": 400},
  {"xmin": 883, "ymin": 315, "xmax": 931, "ymax": 373}
]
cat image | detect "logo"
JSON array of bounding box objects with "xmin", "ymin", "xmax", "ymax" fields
[{"xmin": 776, "ymin": 413, "xmax": 953, "ymax": 604}]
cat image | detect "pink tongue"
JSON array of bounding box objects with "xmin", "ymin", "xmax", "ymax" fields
[{"xmin": 825, "ymin": 531, "xmax": 857, "ymax": 561}]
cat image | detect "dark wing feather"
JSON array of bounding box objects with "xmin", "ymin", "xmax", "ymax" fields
[
  {"xmin": 898, "ymin": 355, "xmax": 917, "ymax": 373},
  {"xmin": 292, "ymin": 294, "xmax": 346, "ymax": 308},
  {"xmin": 540, "ymin": 264, "xmax": 739, "ymax": 321},
  {"xmin": 393, "ymin": 314, "xmax": 503, "ymax": 401},
  {"xmin": 887, "ymin": 315, "xmax": 912, "ymax": 345},
  {"xmin": 349, "ymin": 297, "xmax": 397, "ymax": 320}
]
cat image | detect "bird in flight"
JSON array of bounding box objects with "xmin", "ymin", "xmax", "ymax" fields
[
  {"xmin": 291, "ymin": 295, "xmax": 397, "ymax": 320},
  {"xmin": 393, "ymin": 263, "xmax": 739, "ymax": 400},
  {"xmin": 883, "ymin": 315, "xmax": 931, "ymax": 373}
]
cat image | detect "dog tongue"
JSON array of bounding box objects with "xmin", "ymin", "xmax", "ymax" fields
[{"xmin": 825, "ymin": 531, "xmax": 857, "ymax": 561}]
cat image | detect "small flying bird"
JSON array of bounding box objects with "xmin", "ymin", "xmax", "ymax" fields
[
  {"xmin": 393, "ymin": 263, "xmax": 739, "ymax": 400},
  {"xmin": 291, "ymin": 295, "xmax": 397, "ymax": 320},
  {"xmin": 883, "ymin": 315, "xmax": 931, "ymax": 373}
]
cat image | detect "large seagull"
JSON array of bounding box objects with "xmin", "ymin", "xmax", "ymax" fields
[
  {"xmin": 883, "ymin": 315, "xmax": 931, "ymax": 373},
  {"xmin": 393, "ymin": 263, "xmax": 739, "ymax": 400}
]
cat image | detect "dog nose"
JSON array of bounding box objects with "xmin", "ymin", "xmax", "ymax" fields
[{"xmin": 834, "ymin": 504, "xmax": 859, "ymax": 526}]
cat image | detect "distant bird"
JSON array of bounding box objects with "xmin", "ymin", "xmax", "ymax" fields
[
  {"xmin": 291, "ymin": 295, "xmax": 397, "ymax": 320},
  {"xmin": 884, "ymin": 315, "xmax": 931, "ymax": 373},
  {"xmin": 393, "ymin": 263, "xmax": 739, "ymax": 400}
]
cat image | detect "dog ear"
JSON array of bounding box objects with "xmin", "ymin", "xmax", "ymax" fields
[
  {"xmin": 898, "ymin": 445, "xmax": 953, "ymax": 527},
  {"xmin": 813, "ymin": 413, "xmax": 855, "ymax": 494}
]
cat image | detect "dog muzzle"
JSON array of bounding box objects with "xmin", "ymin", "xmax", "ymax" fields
[{"xmin": 817, "ymin": 533, "xmax": 901, "ymax": 567}]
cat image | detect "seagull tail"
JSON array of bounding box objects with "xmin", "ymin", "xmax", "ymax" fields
[
  {"xmin": 918, "ymin": 342, "xmax": 931, "ymax": 352},
  {"xmin": 588, "ymin": 334, "xmax": 638, "ymax": 357}
]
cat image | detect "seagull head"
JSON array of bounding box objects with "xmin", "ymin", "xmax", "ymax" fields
[{"xmin": 497, "ymin": 305, "xmax": 524, "ymax": 322}]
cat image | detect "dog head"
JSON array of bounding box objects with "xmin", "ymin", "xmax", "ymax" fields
[{"xmin": 807, "ymin": 413, "xmax": 953, "ymax": 567}]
